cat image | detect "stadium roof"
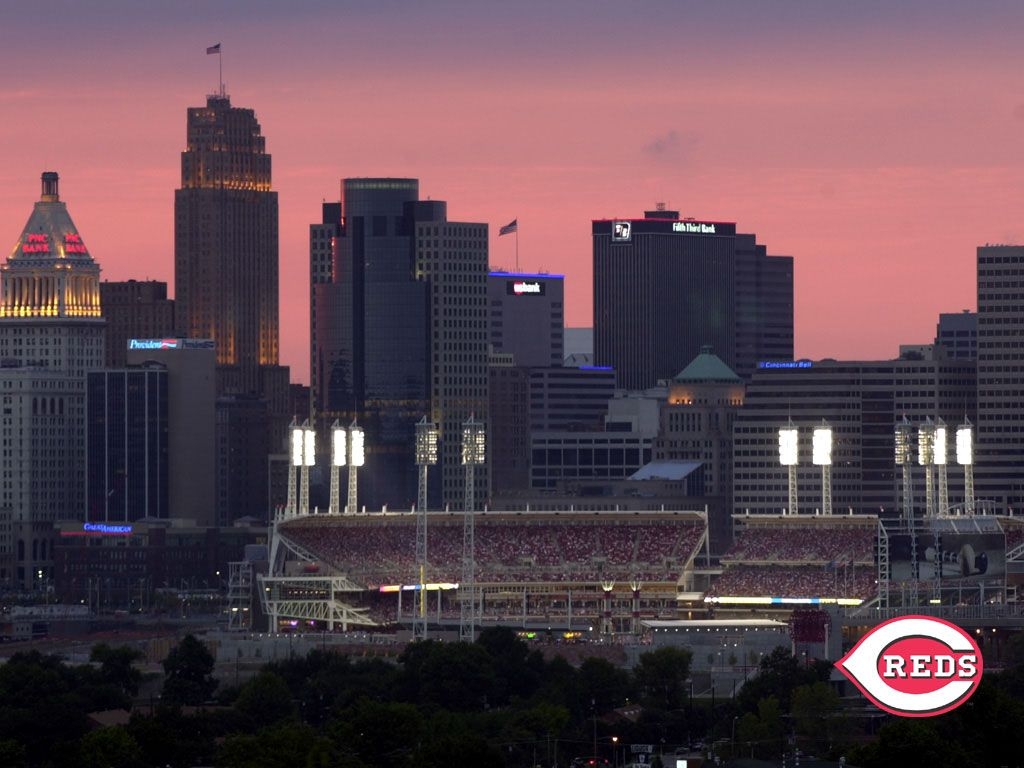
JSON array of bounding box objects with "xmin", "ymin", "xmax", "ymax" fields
[
  {"xmin": 630, "ymin": 460, "xmax": 702, "ymax": 481},
  {"xmin": 643, "ymin": 619, "xmax": 788, "ymax": 630}
]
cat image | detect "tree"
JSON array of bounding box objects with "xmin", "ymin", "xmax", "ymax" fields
[
  {"xmin": 234, "ymin": 671, "xmax": 297, "ymax": 729},
  {"xmin": 90, "ymin": 643, "xmax": 144, "ymax": 697},
  {"xmin": 78, "ymin": 726, "xmax": 143, "ymax": 768},
  {"xmin": 633, "ymin": 647, "xmax": 692, "ymax": 711},
  {"xmin": 161, "ymin": 635, "xmax": 217, "ymax": 706}
]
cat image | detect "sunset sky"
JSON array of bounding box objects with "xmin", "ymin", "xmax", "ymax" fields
[{"xmin": 4, "ymin": 0, "xmax": 1024, "ymax": 383}]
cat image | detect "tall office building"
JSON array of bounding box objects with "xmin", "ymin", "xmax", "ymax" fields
[
  {"xmin": 87, "ymin": 366, "xmax": 169, "ymax": 521},
  {"xmin": 314, "ymin": 179, "xmax": 488, "ymax": 509},
  {"xmin": 309, "ymin": 202, "xmax": 342, "ymax": 420},
  {"xmin": 100, "ymin": 280, "xmax": 175, "ymax": 367},
  {"xmin": 174, "ymin": 93, "xmax": 290, "ymax": 521},
  {"xmin": 593, "ymin": 208, "xmax": 792, "ymax": 388},
  {"xmin": 175, "ymin": 94, "xmax": 278, "ymax": 386},
  {"xmin": 487, "ymin": 271, "xmax": 564, "ymax": 366},
  {"xmin": 0, "ymin": 172, "xmax": 105, "ymax": 588},
  {"xmin": 126, "ymin": 339, "xmax": 216, "ymax": 525},
  {"xmin": 935, "ymin": 310, "xmax": 977, "ymax": 361},
  {"xmin": 976, "ymin": 246, "xmax": 1024, "ymax": 509}
]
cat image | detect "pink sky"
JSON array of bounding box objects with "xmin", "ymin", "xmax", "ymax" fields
[{"xmin": 3, "ymin": 1, "xmax": 1024, "ymax": 383}]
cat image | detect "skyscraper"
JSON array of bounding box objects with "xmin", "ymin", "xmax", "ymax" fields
[
  {"xmin": 314, "ymin": 179, "xmax": 488, "ymax": 509},
  {"xmin": 175, "ymin": 94, "xmax": 278, "ymax": 389},
  {"xmin": 593, "ymin": 208, "xmax": 793, "ymax": 388},
  {"xmin": 487, "ymin": 271, "xmax": 564, "ymax": 367},
  {"xmin": 174, "ymin": 94, "xmax": 290, "ymax": 522},
  {"xmin": 976, "ymin": 245, "xmax": 1024, "ymax": 510},
  {"xmin": 0, "ymin": 172, "xmax": 105, "ymax": 588}
]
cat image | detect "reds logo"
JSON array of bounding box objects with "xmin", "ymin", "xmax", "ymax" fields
[{"xmin": 835, "ymin": 615, "xmax": 983, "ymax": 717}]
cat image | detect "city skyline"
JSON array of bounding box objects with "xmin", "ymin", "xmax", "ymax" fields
[{"xmin": 5, "ymin": 1, "xmax": 1024, "ymax": 383}]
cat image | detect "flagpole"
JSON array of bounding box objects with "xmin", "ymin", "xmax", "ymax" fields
[{"xmin": 219, "ymin": 48, "xmax": 224, "ymax": 96}]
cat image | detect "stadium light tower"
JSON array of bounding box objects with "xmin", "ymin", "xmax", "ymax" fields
[
  {"xmin": 330, "ymin": 420, "xmax": 346, "ymax": 515},
  {"xmin": 413, "ymin": 417, "xmax": 438, "ymax": 642},
  {"xmin": 812, "ymin": 420, "xmax": 833, "ymax": 516},
  {"xmin": 288, "ymin": 419, "xmax": 302, "ymax": 517},
  {"xmin": 918, "ymin": 419, "xmax": 936, "ymax": 518},
  {"xmin": 347, "ymin": 421, "xmax": 365, "ymax": 513},
  {"xmin": 957, "ymin": 418, "xmax": 975, "ymax": 515},
  {"xmin": 460, "ymin": 415, "xmax": 486, "ymax": 642},
  {"xmin": 895, "ymin": 417, "xmax": 914, "ymax": 528},
  {"xmin": 299, "ymin": 420, "xmax": 315, "ymax": 517},
  {"xmin": 778, "ymin": 422, "xmax": 799, "ymax": 514},
  {"xmin": 934, "ymin": 418, "xmax": 949, "ymax": 515}
]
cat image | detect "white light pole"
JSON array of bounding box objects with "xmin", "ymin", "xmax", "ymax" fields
[
  {"xmin": 895, "ymin": 417, "xmax": 914, "ymax": 528},
  {"xmin": 956, "ymin": 419, "xmax": 975, "ymax": 515},
  {"xmin": 288, "ymin": 419, "xmax": 302, "ymax": 517},
  {"xmin": 414, "ymin": 417, "xmax": 438, "ymax": 642},
  {"xmin": 812, "ymin": 420, "xmax": 833, "ymax": 516},
  {"xmin": 779, "ymin": 423, "xmax": 799, "ymax": 514},
  {"xmin": 330, "ymin": 420, "xmax": 346, "ymax": 514},
  {"xmin": 918, "ymin": 419, "xmax": 936, "ymax": 518},
  {"xmin": 299, "ymin": 421, "xmax": 315, "ymax": 517},
  {"xmin": 461, "ymin": 415, "xmax": 486, "ymax": 641},
  {"xmin": 934, "ymin": 418, "xmax": 949, "ymax": 516},
  {"xmin": 348, "ymin": 421, "xmax": 364, "ymax": 513}
]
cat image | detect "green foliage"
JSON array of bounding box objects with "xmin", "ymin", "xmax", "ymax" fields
[
  {"xmin": 578, "ymin": 657, "xmax": 635, "ymax": 714},
  {"xmin": 161, "ymin": 634, "xmax": 218, "ymax": 706},
  {"xmin": 734, "ymin": 646, "xmax": 828, "ymax": 714},
  {"xmin": 217, "ymin": 722, "xmax": 336, "ymax": 768},
  {"xmin": 233, "ymin": 671, "xmax": 297, "ymax": 729},
  {"xmin": 328, "ymin": 699, "xmax": 424, "ymax": 767},
  {"xmin": 633, "ymin": 646, "xmax": 692, "ymax": 711},
  {"xmin": 0, "ymin": 738, "xmax": 27, "ymax": 768},
  {"xmin": 78, "ymin": 725, "xmax": 144, "ymax": 768},
  {"xmin": 91, "ymin": 643, "xmax": 144, "ymax": 697}
]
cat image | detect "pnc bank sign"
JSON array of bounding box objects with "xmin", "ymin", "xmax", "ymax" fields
[{"xmin": 836, "ymin": 615, "xmax": 983, "ymax": 717}]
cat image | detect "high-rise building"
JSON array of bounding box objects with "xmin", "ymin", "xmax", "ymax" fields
[
  {"xmin": 976, "ymin": 246, "xmax": 1024, "ymax": 509},
  {"xmin": 126, "ymin": 338, "xmax": 216, "ymax": 525},
  {"xmin": 87, "ymin": 366, "xmax": 169, "ymax": 522},
  {"xmin": 593, "ymin": 209, "xmax": 793, "ymax": 388},
  {"xmin": 314, "ymin": 178, "xmax": 488, "ymax": 509},
  {"xmin": 309, "ymin": 202, "xmax": 342, "ymax": 419},
  {"xmin": 487, "ymin": 271, "xmax": 564, "ymax": 366},
  {"xmin": 0, "ymin": 172, "xmax": 105, "ymax": 588},
  {"xmin": 100, "ymin": 280, "xmax": 175, "ymax": 367},
  {"xmin": 174, "ymin": 93, "xmax": 290, "ymax": 521},
  {"xmin": 175, "ymin": 94, "xmax": 278, "ymax": 386},
  {"xmin": 935, "ymin": 309, "xmax": 977, "ymax": 361}
]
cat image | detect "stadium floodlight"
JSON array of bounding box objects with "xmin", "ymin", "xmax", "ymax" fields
[
  {"xmin": 918, "ymin": 420, "xmax": 935, "ymax": 466},
  {"xmin": 812, "ymin": 424, "xmax": 832, "ymax": 466},
  {"xmin": 332, "ymin": 424, "xmax": 346, "ymax": 467},
  {"xmin": 918, "ymin": 419, "xmax": 936, "ymax": 517},
  {"xmin": 303, "ymin": 426, "xmax": 316, "ymax": 467},
  {"xmin": 935, "ymin": 417, "xmax": 949, "ymax": 516},
  {"xmin": 415, "ymin": 417, "xmax": 439, "ymax": 467},
  {"xmin": 894, "ymin": 418, "xmax": 913, "ymax": 466},
  {"xmin": 330, "ymin": 420, "xmax": 345, "ymax": 514},
  {"xmin": 349, "ymin": 423, "xmax": 365, "ymax": 467},
  {"xmin": 778, "ymin": 426, "xmax": 799, "ymax": 466},
  {"xmin": 957, "ymin": 419, "xmax": 975, "ymax": 515},
  {"xmin": 347, "ymin": 420, "xmax": 364, "ymax": 514},
  {"xmin": 290, "ymin": 424, "xmax": 304, "ymax": 467},
  {"xmin": 933, "ymin": 422, "xmax": 948, "ymax": 466},
  {"xmin": 956, "ymin": 422, "xmax": 973, "ymax": 466},
  {"xmin": 413, "ymin": 416, "xmax": 438, "ymax": 641},
  {"xmin": 462, "ymin": 418, "xmax": 486, "ymax": 467},
  {"xmin": 778, "ymin": 423, "xmax": 799, "ymax": 514},
  {"xmin": 812, "ymin": 421, "xmax": 833, "ymax": 515}
]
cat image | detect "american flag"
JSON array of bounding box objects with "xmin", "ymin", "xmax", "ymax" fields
[
  {"xmin": 207, "ymin": 43, "xmax": 221, "ymax": 55},
  {"xmin": 499, "ymin": 219, "xmax": 517, "ymax": 236}
]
